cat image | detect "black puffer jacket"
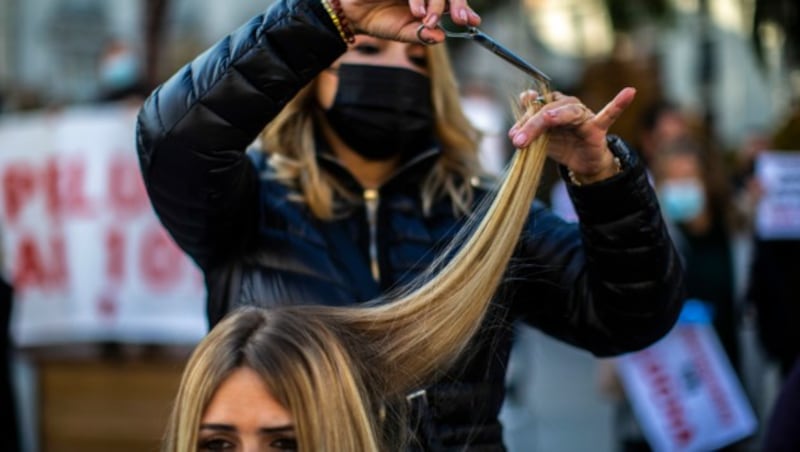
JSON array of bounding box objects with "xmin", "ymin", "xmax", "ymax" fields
[{"xmin": 135, "ymin": 0, "xmax": 685, "ymax": 449}]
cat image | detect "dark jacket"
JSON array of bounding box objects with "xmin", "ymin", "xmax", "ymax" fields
[
  {"xmin": 1, "ymin": 277, "xmax": 19, "ymax": 452},
  {"xmin": 763, "ymin": 357, "xmax": 800, "ymax": 452},
  {"xmin": 135, "ymin": 0, "xmax": 685, "ymax": 449},
  {"xmin": 747, "ymin": 239, "xmax": 800, "ymax": 376}
]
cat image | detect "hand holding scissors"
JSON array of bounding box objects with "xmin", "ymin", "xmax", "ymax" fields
[{"xmin": 421, "ymin": 14, "xmax": 634, "ymax": 184}]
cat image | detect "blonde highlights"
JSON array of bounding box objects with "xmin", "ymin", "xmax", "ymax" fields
[
  {"xmin": 338, "ymin": 97, "xmax": 551, "ymax": 388},
  {"xmin": 165, "ymin": 90, "xmax": 551, "ymax": 450}
]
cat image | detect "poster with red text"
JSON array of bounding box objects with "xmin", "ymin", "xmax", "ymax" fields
[
  {"xmin": 0, "ymin": 104, "xmax": 207, "ymax": 346},
  {"xmin": 755, "ymin": 151, "xmax": 800, "ymax": 239},
  {"xmin": 616, "ymin": 322, "xmax": 757, "ymax": 452}
]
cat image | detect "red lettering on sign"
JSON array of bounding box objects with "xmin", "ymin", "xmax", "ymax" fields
[
  {"xmin": 2, "ymin": 157, "xmax": 94, "ymax": 224},
  {"xmin": 139, "ymin": 226, "xmax": 183, "ymax": 291},
  {"xmin": 636, "ymin": 349, "xmax": 694, "ymax": 447},
  {"xmin": 44, "ymin": 158, "xmax": 92, "ymax": 218},
  {"xmin": 13, "ymin": 234, "xmax": 68, "ymax": 291},
  {"xmin": 106, "ymin": 228, "xmax": 125, "ymax": 282},
  {"xmin": 50, "ymin": 235, "xmax": 67, "ymax": 287},
  {"xmin": 2, "ymin": 163, "xmax": 36, "ymax": 224},
  {"xmin": 14, "ymin": 238, "xmax": 45, "ymax": 289},
  {"xmin": 676, "ymin": 428, "xmax": 693, "ymax": 445},
  {"xmin": 108, "ymin": 156, "xmax": 149, "ymax": 217},
  {"xmin": 681, "ymin": 327, "xmax": 736, "ymax": 425},
  {"xmin": 97, "ymin": 293, "xmax": 118, "ymax": 320}
]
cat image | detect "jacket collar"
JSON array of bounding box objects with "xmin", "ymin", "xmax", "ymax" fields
[{"xmin": 316, "ymin": 142, "xmax": 442, "ymax": 196}]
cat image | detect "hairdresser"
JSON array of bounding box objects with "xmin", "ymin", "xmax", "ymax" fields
[{"xmin": 135, "ymin": 0, "xmax": 685, "ymax": 449}]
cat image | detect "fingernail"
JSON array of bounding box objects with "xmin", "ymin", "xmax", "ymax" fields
[
  {"xmin": 459, "ymin": 9, "xmax": 468, "ymax": 22},
  {"xmin": 513, "ymin": 132, "xmax": 527, "ymax": 147},
  {"xmin": 509, "ymin": 126, "xmax": 519, "ymax": 136},
  {"xmin": 425, "ymin": 14, "xmax": 439, "ymax": 28},
  {"xmin": 546, "ymin": 110, "xmax": 558, "ymax": 118},
  {"xmin": 417, "ymin": 4, "xmax": 426, "ymax": 16}
]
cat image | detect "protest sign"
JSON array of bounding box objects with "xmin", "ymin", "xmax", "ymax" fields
[
  {"xmin": 755, "ymin": 151, "xmax": 800, "ymax": 239},
  {"xmin": 616, "ymin": 303, "xmax": 757, "ymax": 452},
  {"xmin": 0, "ymin": 105, "xmax": 206, "ymax": 346}
]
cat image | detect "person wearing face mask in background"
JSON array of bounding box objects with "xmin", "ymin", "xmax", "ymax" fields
[
  {"xmin": 597, "ymin": 136, "xmax": 752, "ymax": 452},
  {"xmin": 652, "ymin": 137, "xmax": 750, "ymax": 375},
  {"xmin": 135, "ymin": 0, "xmax": 686, "ymax": 449},
  {"xmin": 652, "ymin": 138, "xmax": 758, "ymax": 452},
  {"xmin": 97, "ymin": 39, "xmax": 148, "ymax": 103}
]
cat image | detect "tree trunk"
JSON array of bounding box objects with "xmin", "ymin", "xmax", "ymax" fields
[{"xmin": 143, "ymin": 0, "xmax": 169, "ymax": 91}]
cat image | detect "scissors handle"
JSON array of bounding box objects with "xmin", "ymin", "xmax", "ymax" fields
[{"xmin": 436, "ymin": 13, "xmax": 552, "ymax": 87}]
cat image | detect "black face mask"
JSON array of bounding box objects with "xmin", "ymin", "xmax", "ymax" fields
[{"xmin": 324, "ymin": 64, "xmax": 435, "ymax": 161}]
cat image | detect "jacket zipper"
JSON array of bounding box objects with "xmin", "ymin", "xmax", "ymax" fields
[
  {"xmin": 363, "ymin": 188, "xmax": 381, "ymax": 282},
  {"xmin": 317, "ymin": 149, "xmax": 440, "ymax": 285}
]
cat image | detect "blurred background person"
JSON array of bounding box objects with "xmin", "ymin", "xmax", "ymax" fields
[
  {"xmin": 746, "ymin": 103, "xmax": 800, "ymax": 380},
  {"xmin": 761, "ymin": 358, "xmax": 800, "ymax": 451},
  {"xmin": 651, "ymin": 136, "xmax": 748, "ymax": 375},
  {"xmin": 0, "ymin": 239, "xmax": 19, "ymax": 452},
  {"xmin": 0, "ymin": 86, "xmax": 20, "ymax": 450},
  {"xmin": 636, "ymin": 102, "xmax": 700, "ymax": 169},
  {"xmin": 96, "ymin": 39, "xmax": 148, "ymax": 103},
  {"xmin": 597, "ymin": 135, "xmax": 753, "ymax": 452}
]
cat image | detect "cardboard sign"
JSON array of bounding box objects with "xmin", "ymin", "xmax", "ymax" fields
[
  {"xmin": 755, "ymin": 151, "xmax": 800, "ymax": 239},
  {"xmin": 0, "ymin": 105, "xmax": 206, "ymax": 346},
  {"xmin": 616, "ymin": 306, "xmax": 757, "ymax": 452}
]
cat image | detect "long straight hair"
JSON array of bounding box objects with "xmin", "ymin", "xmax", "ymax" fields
[{"xmin": 165, "ymin": 93, "xmax": 551, "ymax": 452}]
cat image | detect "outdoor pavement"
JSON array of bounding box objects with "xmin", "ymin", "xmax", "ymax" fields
[{"xmin": 501, "ymin": 325, "xmax": 614, "ymax": 452}]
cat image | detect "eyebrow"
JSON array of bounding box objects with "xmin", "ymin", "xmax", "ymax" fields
[{"xmin": 200, "ymin": 424, "xmax": 295, "ymax": 434}]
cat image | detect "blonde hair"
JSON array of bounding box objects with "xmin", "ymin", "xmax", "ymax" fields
[
  {"xmin": 163, "ymin": 307, "xmax": 383, "ymax": 451},
  {"xmin": 261, "ymin": 44, "xmax": 483, "ymax": 219},
  {"xmin": 166, "ymin": 74, "xmax": 552, "ymax": 452},
  {"xmin": 163, "ymin": 94, "xmax": 547, "ymax": 452}
]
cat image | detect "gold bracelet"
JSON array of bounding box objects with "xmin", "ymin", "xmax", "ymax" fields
[
  {"xmin": 568, "ymin": 156, "xmax": 622, "ymax": 186},
  {"xmin": 321, "ymin": 0, "xmax": 355, "ymax": 44}
]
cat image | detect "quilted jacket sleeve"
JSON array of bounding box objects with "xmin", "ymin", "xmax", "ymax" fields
[
  {"xmin": 512, "ymin": 136, "xmax": 685, "ymax": 356},
  {"xmin": 135, "ymin": 0, "xmax": 346, "ymax": 271}
]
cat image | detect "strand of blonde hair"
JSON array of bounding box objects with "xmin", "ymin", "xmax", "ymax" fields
[{"xmin": 336, "ymin": 95, "xmax": 551, "ymax": 395}]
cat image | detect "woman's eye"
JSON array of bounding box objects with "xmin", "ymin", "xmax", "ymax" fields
[
  {"xmin": 354, "ymin": 44, "xmax": 380, "ymax": 55},
  {"xmin": 199, "ymin": 438, "xmax": 235, "ymax": 451},
  {"xmin": 270, "ymin": 437, "xmax": 298, "ymax": 450}
]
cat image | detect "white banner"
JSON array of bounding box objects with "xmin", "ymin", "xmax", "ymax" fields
[
  {"xmin": 616, "ymin": 306, "xmax": 757, "ymax": 452},
  {"xmin": 755, "ymin": 151, "xmax": 800, "ymax": 239},
  {"xmin": 0, "ymin": 104, "xmax": 207, "ymax": 346}
]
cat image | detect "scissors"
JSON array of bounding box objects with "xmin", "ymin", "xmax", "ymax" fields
[{"xmin": 418, "ymin": 15, "xmax": 552, "ymax": 95}]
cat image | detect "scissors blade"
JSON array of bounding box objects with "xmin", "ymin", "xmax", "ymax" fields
[{"xmin": 471, "ymin": 31, "xmax": 551, "ymax": 85}]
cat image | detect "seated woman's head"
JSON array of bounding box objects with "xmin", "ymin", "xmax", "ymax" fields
[{"xmin": 165, "ymin": 306, "xmax": 389, "ymax": 451}]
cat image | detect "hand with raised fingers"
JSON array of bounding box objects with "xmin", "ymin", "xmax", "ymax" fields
[
  {"xmin": 339, "ymin": 0, "xmax": 481, "ymax": 43},
  {"xmin": 509, "ymin": 87, "xmax": 637, "ymax": 184}
]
